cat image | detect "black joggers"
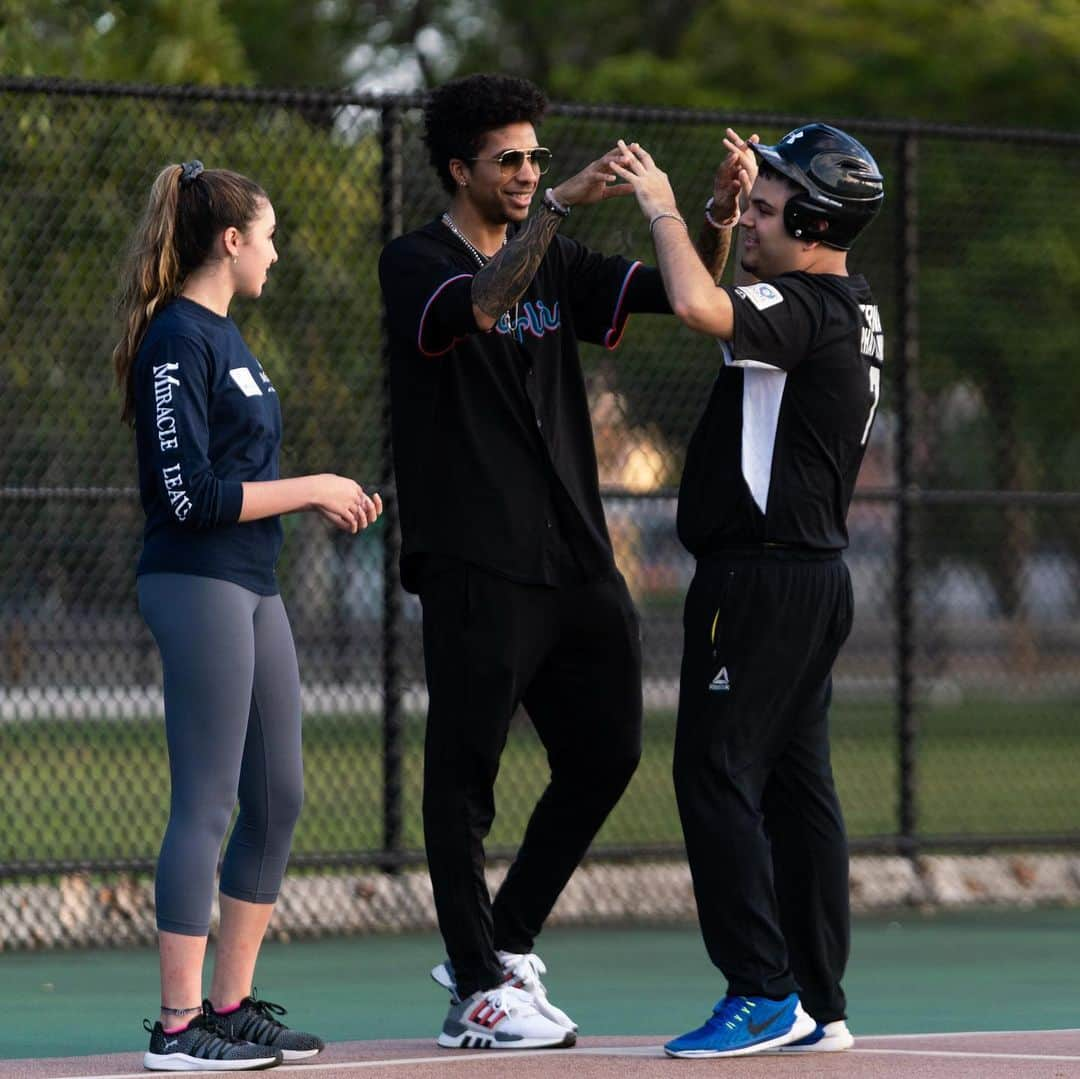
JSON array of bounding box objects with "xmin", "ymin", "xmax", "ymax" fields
[
  {"xmin": 418, "ymin": 559, "xmax": 643, "ymax": 998},
  {"xmin": 674, "ymin": 550, "xmax": 854, "ymax": 1024}
]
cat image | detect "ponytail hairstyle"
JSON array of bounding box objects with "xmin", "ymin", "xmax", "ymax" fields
[{"xmin": 112, "ymin": 161, "xmax": 267, "ymax": 425}]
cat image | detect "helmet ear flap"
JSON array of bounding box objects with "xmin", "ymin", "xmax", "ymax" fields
[{"xmin": 784, "ymin": 197, "xmax": 832, "ymax": 244}]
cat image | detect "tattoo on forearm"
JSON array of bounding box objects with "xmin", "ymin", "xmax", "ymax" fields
[
  {"xmin": 696, "ymin": 223, "xmax": 733, "ymax": 284},
  {"xmin": 472, "ymin": 210, "xmax": 563, "ymax": 318}
]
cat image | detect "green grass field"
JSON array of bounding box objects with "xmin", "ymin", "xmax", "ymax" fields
[{"xmin": 2, "ymin": 700, "xmax": 1078, "ymax": 864}]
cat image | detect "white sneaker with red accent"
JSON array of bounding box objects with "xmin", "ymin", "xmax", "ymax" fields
[
  {"xmin": 497, "ymin": 951, "xmax": 578, "ymax": 1032},
  {"xmin": 436, "ymin": 986, "xmax": 575, "ymax": 1049},
  {"xmin": 430, "ymin": 953, "xmax": 578, "ymax": 1034}
]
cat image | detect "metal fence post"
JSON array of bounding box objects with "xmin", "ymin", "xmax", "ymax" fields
[
  {"xmin": 895, "ymin": 130, "xmax": 919, "ymax": 855},
  {"xmin": 380, "ymin": 103, "xmax": 405, "ymax": 869}
]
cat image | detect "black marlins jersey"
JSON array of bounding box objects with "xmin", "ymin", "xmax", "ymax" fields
[
  {"xmin": 379, "ymin": 217, "xmax": 668, "ymax": 592},
  {"xmin": 677, "ymin": 271, "xmax": 884, "ymax": 554}
]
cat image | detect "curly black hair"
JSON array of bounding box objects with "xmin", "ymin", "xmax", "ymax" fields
[{"xmin": 423, "ymin": 73, "xmax": 548, "ymax": 194}]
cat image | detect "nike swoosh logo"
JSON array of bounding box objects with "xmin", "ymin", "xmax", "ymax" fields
[{"xmin": 747, "ymin": 1009, "xmax": 786, "ymax": 1036}]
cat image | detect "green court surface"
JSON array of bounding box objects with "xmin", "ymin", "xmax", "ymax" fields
[{"xmin": 2, "ymin": 907, "xmax": 1078, "ymax": 1059}]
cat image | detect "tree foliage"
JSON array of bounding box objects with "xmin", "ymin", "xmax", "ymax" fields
[
  {"xmin": 1, "ymin": 0, "xmax": 252, "ymax": 84},
  {"xmin": 4, "ymin": 1, "xmax": 1077, "ymax": 133}
]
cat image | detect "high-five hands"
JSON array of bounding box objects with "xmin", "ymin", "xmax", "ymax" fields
[
  {"xmin": 606, "ymin": 130, "xmax": 761, "ymax": 226},
  {"xmin": 718, "ymin": 127, "xmax": 759, "ymax": 217},
  {"xmin": 550, "ymin": 147, "xmax": 638, "ymax": 207},
  {"xmin": 608, "ymin": 139, "xmax": 681, "ymax": 221}
]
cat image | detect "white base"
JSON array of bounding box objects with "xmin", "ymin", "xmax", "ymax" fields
[
  {"xmin": 143, "ymin": 1051, "xmax": 280, "ymax": 1071},
  {"xmin": 436, "ymin": 1030, "xmax": 576, "ymax": 1050}
]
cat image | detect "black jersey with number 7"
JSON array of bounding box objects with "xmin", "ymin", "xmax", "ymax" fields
[{"xmin": 677, "ymin": 270, "xmax": 883, "ymax": 556}]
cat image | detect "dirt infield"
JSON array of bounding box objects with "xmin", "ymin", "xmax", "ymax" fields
[{"xmin": 4, "ymin": 1030, "xmax": 1079, "ymax": 1079}]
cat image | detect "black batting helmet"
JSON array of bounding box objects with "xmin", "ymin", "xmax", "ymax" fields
[{"xmin": 751, "ymin": 123, "xmax": 884, "ymax": 250}]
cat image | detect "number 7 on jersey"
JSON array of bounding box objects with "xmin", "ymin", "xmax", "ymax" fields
[{"xmin": 861, "ymin": 364, "xmax": 881, "ymax": 446}]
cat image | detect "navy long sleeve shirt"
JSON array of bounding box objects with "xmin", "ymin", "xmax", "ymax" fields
[{"xmin": 133, "ymin": 297, "xmax": 284, "ymax": 595}]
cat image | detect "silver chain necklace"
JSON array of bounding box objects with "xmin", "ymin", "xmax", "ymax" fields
[
  {"xmin": 441, "ymin": 212, "xmax": 504, "ymax": 267},
  {"xmin": 441, "ymin": 212, "xmax": 519, "ymax": 337}
]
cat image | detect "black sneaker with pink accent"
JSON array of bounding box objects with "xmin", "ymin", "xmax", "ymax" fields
[
  {"xmin": 209, "ymin": 992, "xmax": 325, "ymax": 1061},
  {"xmin": 143, "ymin": 1009, "xmax": 281, "ymax": 1071}
]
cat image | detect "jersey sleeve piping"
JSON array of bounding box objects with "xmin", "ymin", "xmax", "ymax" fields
[
  {"xmin": 418, "ymin": 272, "xmax": 476, "ymax": 358},
  {"xmin": 602, "ymin": 260, "xmax": 644, "ymax": 350}
]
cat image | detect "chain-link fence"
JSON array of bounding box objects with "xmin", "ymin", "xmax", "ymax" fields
[{"xmin": 2, "ymin": 78, "xmax": 1079, "ymax": 947}]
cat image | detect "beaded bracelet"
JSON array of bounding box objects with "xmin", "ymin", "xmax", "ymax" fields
[
  {"xmin": 543, "ymin": 188, "xmax": 571, "ymax": 217},
  {"xmin": 705, "ymin": 196, "xmax": 740, "ymax": 230}
]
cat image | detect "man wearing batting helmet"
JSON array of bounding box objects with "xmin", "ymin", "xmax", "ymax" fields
[{"xmin": 611, "ymin": 122, "xmax": 885, "ymax": 1058}]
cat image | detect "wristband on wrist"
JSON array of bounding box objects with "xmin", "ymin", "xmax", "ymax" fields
[
  {"xmin": 705, "ymin": 196, "xmax": 740, "ymax": 229},
  {"xmin": 649, "ymin": 210, "xmax": 687, "ymax": 235},
  {"xmin": 543, "ymin": 188, "xmax": 571, "ymax": 217}
]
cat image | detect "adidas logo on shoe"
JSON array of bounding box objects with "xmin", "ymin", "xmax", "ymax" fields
[
  {"xmin": 437, "ymin": 986, "xmax": 575, "ymax": 1050},
  {"xmin": 432, "ymin": 953, "xmax": 577, "ymax": 1033}
]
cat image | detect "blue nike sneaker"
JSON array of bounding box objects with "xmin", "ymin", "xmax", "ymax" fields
[{"xmin": 664, "ymin": 993, "xmax": 815, "ymax": 1058}]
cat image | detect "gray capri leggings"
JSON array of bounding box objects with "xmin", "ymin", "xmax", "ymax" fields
[{"xmin": 138, "ymin": 573, "xmax": 304, "ymax": 936}]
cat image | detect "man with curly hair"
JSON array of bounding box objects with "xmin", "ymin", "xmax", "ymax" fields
[{"xmin": 379, "ymin": 74, "xmax": 732, "ymax": 1050}]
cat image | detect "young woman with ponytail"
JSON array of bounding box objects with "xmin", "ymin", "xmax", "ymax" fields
[{"xmin": 115, "ymin": 161, "xmax": 380, "ymax": 1070}]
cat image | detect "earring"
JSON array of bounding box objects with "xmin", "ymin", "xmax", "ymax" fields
[
  {"xmin": 460, "ymin": 180, "xmax": 467, "ymax": 187},
  {"xmin": 232, "ymin": 256, "xmax": 238, "ymax": 264}
]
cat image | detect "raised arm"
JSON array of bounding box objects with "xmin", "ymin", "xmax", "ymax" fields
[
  {"xmin": 470, "ymin": 207, "xmax": 563, "ymax": 328},
  {"xmin": 694, "ymin": 129, "xmax": 759, "ymax": 284},
  {"xmin": 695, "ymin": 216, "xmax": 734, "ymax": 286},
  {"xmin": 721, "ymin": 128, "xmax": 760, "ymax": 287},
  {"xmin": 470, "ymin": 150, "xmax": 633, "ymax": 329},
  {"xmin": 610, "ymin": 139, "xmax": 736, "ymax": 340}
]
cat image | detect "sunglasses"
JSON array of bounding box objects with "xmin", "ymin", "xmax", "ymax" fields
[{"xmin": 468, "ymin": 147, "xmax": 553, "ymax": 175}]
